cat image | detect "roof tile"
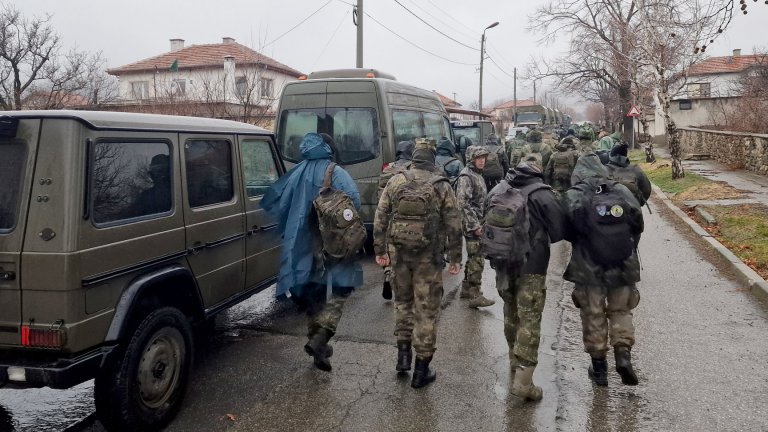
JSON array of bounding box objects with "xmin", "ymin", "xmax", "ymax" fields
[{"xmin": 687, "ymin": 54, "xmax": 768, "ymax": 76}]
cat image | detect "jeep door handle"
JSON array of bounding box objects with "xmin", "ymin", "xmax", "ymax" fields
[
  {"xmin": 0, "ymin": 271, "xmax": 15, "ymax": 281},
  {"xmin": 189, "ymin": 241, "xmax": 205, "ymax": 254},
  {"xmin": 247, "ymin": 223, "xmax": 278, "ymax": 235}
]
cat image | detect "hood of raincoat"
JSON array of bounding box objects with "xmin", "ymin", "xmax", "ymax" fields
[
  {"xmin": 610, "ymin": 131, "xmax": 622, "ymax": 140},
  {"xmin": 395, "ymin": 140, "xmax": 415, "ymax": 161},
  {"xmin": 261, "ymin": 133, "xmax": 362, "ymax": 297},
  {"xmin": 465, "ymin": 145, "xmax": 489, "ymax": 172},
  {"xmin": 436, "ymin": 137, "xmax": 456, "ymax": 156},
  {"xmin": 506, "ymin": 161, "xmax": 544, "ymax": 186},
  {"xmin": 570, "ymin": 152, "xmax": 609, "ymax": 185}
]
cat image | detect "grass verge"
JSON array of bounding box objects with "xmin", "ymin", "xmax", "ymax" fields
[{"xmin": 699, "ymin": 204, "xmax": 768, "ymax": 280}]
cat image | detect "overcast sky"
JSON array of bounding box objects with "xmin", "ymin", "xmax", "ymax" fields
[{"xmin": 16, "ymin": 0, "xmax": 768, "ymax": 111}]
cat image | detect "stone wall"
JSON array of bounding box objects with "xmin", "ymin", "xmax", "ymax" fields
[{"xmin": 680, "ymin": 127, "xmax": 768, "ymax": 175}]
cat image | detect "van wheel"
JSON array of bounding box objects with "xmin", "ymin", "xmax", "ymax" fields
[{"xmin": 95, "ymin": 307, "xmax": 193, "ymax": 432}]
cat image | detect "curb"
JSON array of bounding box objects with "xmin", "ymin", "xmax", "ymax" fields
[{"xmin": 651, "ymin": 183, "xmax": 768, "ymax": 302}]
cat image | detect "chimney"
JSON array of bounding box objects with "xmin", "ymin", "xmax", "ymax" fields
[
  {"xmin": 733, "ymin": 48, "xmax": 742, "ymax": 57},
  {"xmin": 224, "ymin": 55, "xmax": 236, "ymax": 101},
  {"xmin": 170, "ymin": 38, "xmax": 185, "ymax": 52},
  {"xmin": 222, "ymin": 37, "xmax": 235, "ymax": 44}
]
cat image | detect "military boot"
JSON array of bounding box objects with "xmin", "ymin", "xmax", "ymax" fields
[
  {"xmin": 459, "ymin": 281, "xmax": 473, "ymax": 299},
  {"xmin": 614, "ymin": 346, "xmax": 639, "ymax": 386},
  {"xmin": 411, "ymin": 357, "xmax": 437, "ymax": 388},
  {"xmin": 304, "ymin": 329, "xmax": 333, "ymax": 372},
  {"xmin": 510, "ymin": 366, "xmax": 542, "ymax": 401},
  {"xmin": 396, "ymin": 341, "xmax": 412, "ymax": 372},
  {"xmin": 588, "ymin": 357, "xmax": 608, "ymax": 386},
  {"xmin": 468, "ymin": 286, "xmax": 495, "ymax": 308}
]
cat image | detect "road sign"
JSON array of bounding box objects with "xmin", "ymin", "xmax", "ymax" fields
[{"xmin": 627, "ymin": 105, "xmax": 641, "ymax": 117}]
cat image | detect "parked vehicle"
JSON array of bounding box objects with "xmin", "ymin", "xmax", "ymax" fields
[
  {"xmin": 505, "ymin": 126, "xmax": 530, "ymax": 141},
  {"xmin": 450, "ymin": 120, "xmax": 496, "ymax": 148},
  {"xmin": 0, "ymin": 111, "xmax": 285, "ymax": 431},
  {"xmin": 275, "ymin": 69, "xmax": 453, "ymax": 232}
]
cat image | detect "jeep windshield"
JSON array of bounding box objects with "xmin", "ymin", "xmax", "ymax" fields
[
  {"xmin": 516, "ymin": 113, "xmax": 542, "ymax": 124},
  {"xmin": 277, "ymin": 107, "xmax": 380, "ymax": 165},
  {"xmin": 0, "ymin": 139, "xmax": 27, "ymax": 232},
  {"xmin": 452, "ymin": 126, "xmax": 480, "ymax": 145}
]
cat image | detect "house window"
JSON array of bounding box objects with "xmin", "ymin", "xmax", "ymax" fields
[
  {"xmin": 235, "ymin": 76, "xmax": 248, "ymax": 99},
  {"xmin": 130, "ymin": 81, "xmax": 150, "ymax": 100},
  {"xmin": 686, "ymin": 82, "xmax": 711, "ymax": 98},
  {"xmin": 259, "ymin": 78, "xmax": 274, "ymax": 99},
  {"xmin": 679, "ymin": 99, "xmax": 692, "ymax": 110},
  {"xmin": 171, "ymin": 79, "xmax": 186, "ymax": 97}
]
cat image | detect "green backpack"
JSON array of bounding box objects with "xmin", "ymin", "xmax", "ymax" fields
[
  {"xmin": 389, "ymin": 171, "xmax": 446, "ymax": 251},
  {"xmin": 551, "ymin": 150, "xmax": 579, "ymax": 189},
  {"xmin": 313, "ymin": 163, "xmax": 367, "ymax": 263}
]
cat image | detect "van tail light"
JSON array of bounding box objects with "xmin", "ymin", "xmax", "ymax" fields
[
  {"xmin": 366, "ymin": 72, "xmax": 375, "ymax": 78},
  {"xmin": 21, "ymin": 321, "xmax": 66, "ymax": 349},
  {"xmin": 381, "ymin": 162, "xmax": 390, "ymax": 171},
  {"xmin": 298, "ymin": 75, "xmax": 307, "ymax": 80}
]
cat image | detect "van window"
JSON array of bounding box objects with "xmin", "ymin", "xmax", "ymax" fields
[
  {"xmin": 241, "ymin": 139, "xmax": 280, "ymax": 198},
  {"xmin": 277, "ymin": 108, "xmax": 379, "ymax": 165},
  {"xmin": 185, "ymin": 139, "xmax": 234, "ymax": 207},
  {"xmin": 91, "ymin": 141, "xmax": 172, "ymax": 224},
  {"xmin": 0, "ymin": 140, "xmax": 27, "ymax": 231},
  {"xmin": 393, "ymin": 110, "xmax": 452, "ymax": 143}
]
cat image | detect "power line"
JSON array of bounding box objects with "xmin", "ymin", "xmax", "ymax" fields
[
  {"xmin": 364, "ymin": 11, "xmax": 476, "ymax": 65},
  {"xmin": 422, "ymin": 0, "xmax": 480, "ymax": 37},
  {"xmin": 264, "ymin": 0, "xmax": 334, "ymax": 48},
  {"xmin": 313, "ymin": 9, "xmax": 351, "ymax": 68},
  {"xmin": 391, "ymin": 0, "xmax": 479, "ymax": 51},
  {"xmin": 486, "ymin": 43, "xmax": 518, "ymax": 75},
  {"xmin": 486, "ymin": 54, "xmax": 517, "ymax": 81},
  {"xmin": 404, "ymin": 0, "xmax": 479, "ymax": 44}
]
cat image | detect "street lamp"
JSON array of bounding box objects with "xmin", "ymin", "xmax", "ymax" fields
[{"xmin": 478, "ymin": 21, "xmax": 499, "ymax": 117}]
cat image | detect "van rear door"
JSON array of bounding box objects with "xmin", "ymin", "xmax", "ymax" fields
[{"xmin": 0, "ymin": 118, "xmax": 39, "ymax": 346}]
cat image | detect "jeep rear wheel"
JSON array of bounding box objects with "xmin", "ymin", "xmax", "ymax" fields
[{"xmin": 95, "ymin": 307, "xmax": 193, "ymax": 432}]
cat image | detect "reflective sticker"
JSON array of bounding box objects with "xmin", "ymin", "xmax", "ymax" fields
[
  {"xmin": 610, "ymin": 205, "xmax": 624, "ymax": 217},
  {"xmin": 596, "ymin": 205, "xmax": 607, "ymax": 216},
  {"xmin": 343, "ymin": 209, "xmax": 354, "ymax": 221}
]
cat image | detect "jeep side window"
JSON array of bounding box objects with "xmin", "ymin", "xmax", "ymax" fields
[
  {"xmin": 184, "ymin": 139, "xmax": 234, "ymax": 207},
  {"xmin": 241, "ymin": 140, "xmax": 279, "ymax": 198},
  {"xmin": 0, "ymin": 139, "xmax": 27, "ymax": 231},
  {"xmin": 91, "ymin": 141, "xmax": 172, "ymax": 224}
]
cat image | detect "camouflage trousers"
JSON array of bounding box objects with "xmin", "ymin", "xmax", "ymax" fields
[
  {"xmin": 495, "ymin": 268, "xmax": 547, "ymax": 366},
  {"xmin": 307, "ymin": 291, "xmax": 351, "ymax": 337},
  {"xmin": 392, "ymin": 254, "xmax": 443, "ymax": 359},
  {"xmin": 384, "ymin": 243, "xmax": 398, "ymax": 298},
  {"xmin": 462, "ymin": 237, "xmax": 484, "ymax": 293},
  {"xmin": 571, "ymin": 283, "xmax": 641, "ymax": 357}
]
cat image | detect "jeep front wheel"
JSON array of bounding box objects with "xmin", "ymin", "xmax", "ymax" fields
[{"xmin": 95, "ymin": 307, "xmax": 193, "ymax": 432}]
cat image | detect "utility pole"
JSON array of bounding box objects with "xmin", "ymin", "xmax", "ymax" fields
[
  {"xmin": 478, "ymin": 22, "xmax": 498, "ymax": 116},
  {"xmin": 533, "ymin": 80, "xmax": 537, "ymax": 104},
  {"xmin": 513, "ymin": 67, "xmax": 517, "ymax": 127},
  {"xmin": 356, "ymin": 0, "xmax": 363, "ymax": 68}
]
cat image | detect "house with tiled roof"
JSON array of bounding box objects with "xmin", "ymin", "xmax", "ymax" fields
[
  {"xmin": 106, "ymin": 37, "xmax": 303, "ymax": 125},
  {"xmin": 663, "ymin": 49, "xmax": 768, "ymax": 128}
]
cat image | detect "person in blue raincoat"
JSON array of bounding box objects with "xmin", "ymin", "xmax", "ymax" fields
[{"xmin": 262, "ymin": 132, "xmax": 363, "ymax": 372}]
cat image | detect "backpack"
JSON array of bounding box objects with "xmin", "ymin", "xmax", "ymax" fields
[
  {"xmin": 436, "ymin": 155, "xmax": 461, "ymax": 181},
  {"xmin": 378, "ymin": 161, "xmax": 410, "ymax": 201},
  {"xmin": 389, "ymin": 171, "xmax": 446, "ymax": 251},
  {"xmin": 551, "ymin": 150, "xmax": 579, "ymax": 188},
  {"xmin": 483, "ymin": 145, "xmax": 505, "ymax": 181},
  {"xmin": 313, "ymin": 163, "xmax": 367, "ymax": 263},
  {"xmin": 570, "ymin": 179, "xmax": 641, "ymax": 268},
  {"xmin": 481, "ymin": 182, "xmax": 550, "ymax": 267},
  {"xmin": 607, "ymin": 164, "xmax": 645, "ymax": 206}
]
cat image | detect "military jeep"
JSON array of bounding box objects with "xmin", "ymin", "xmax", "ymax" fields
[{"xmin": 0, "ymin": 111, "xmax": 284, "ymax": 431}]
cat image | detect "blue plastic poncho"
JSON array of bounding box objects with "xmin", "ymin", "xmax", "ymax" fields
[{"xmin": 262, "ymin": 133, "xmax": 363, "ymax": 297}]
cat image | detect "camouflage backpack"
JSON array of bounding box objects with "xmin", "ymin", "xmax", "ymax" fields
[
  {"xmin": 570, "ymin": 178, "xmax": 642, "ymax": 268},
  {"xmin": 551, "ymin": 149, "xmax": 579, "ymax": 189},
  {"xmin": 481, "ymin": 181, "xmax": 549, "ymax": 267},
  {"xmin": 313, "ymin": 163, "xmax": 367, "ymax": 263},
  {"xmin": 483, "ymin": 145, "xmax": 505, "ymax": 182},
  {"xmin": 389, "ymin": 171, "xmax": 446, "ymax": 251}
]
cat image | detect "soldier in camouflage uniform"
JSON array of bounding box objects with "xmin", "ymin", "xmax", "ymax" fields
[
  {"xmin": 486, "ymin": 162, "xmax": 566, "ymax": 401},
  {"xmin": 544, "ymin": 137, "xmax": 580, "ymax": 195},
  {"xmin": 520, "ymin": 130, "xmax": 553, "ymax": 171},
  {"xmin": 577, "ymin": 129, "xmax": 597, "ymax": 155},
  {"xmin": 455, "ymin": 146, "xmax": 495, "ymax": 308},
  {"xmin": 564, "ymin": 160, "xmax": 644, "ymax": 387},
  {"xmin": 374, "ymin": 138, "xmax": 462, "ymax": 389},
  {"xmin": 377, "ymin": 140, "xmax": 415, "ymax": 300}
]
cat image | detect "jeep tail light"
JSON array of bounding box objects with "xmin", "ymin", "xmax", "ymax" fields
[
  {"xmin": 382, "ymin": 162, "xmax": 390, "ymax": 171},
  {"xmin": 21, "ymin": 322, "xmax": 66, "ymax": 349}
]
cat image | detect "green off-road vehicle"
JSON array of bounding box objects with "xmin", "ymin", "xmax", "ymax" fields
[{"xmin": 0, "ymin": 111, "xmax": 284, "ymax": 430}]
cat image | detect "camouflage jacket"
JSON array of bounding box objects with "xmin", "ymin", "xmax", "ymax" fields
[
  {"xmin": 373, "ymin": 167, "xmax": 462, "ymax": 264},
  {"xmin": 521, "ymin": 141, "xmax": 553, "ymax": 169},
  {"xmin": 377, "ymin": 159, "xmax": 411, "ymax": 200},
  {"xmin": 455, "ymin": 165, "xmax": 487, "ymax": 236}
]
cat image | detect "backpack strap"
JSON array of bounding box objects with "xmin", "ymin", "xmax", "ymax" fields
[
  {"xmin": 322, "ymin": 162, "xmax": 337, "ymax": 189},
  {"xmin": 517, "ymin": 182, "xmax": 551, "ymax": 198}
]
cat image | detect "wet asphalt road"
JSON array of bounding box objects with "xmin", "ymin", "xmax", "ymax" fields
[{"xmin": 1, "ymin": 194, "xmax": 768, "ymax": 431}]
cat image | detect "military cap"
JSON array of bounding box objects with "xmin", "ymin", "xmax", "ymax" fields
[{"xmin": 414, "ymin": 137, "xmax": 437, "ymax": 152}]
